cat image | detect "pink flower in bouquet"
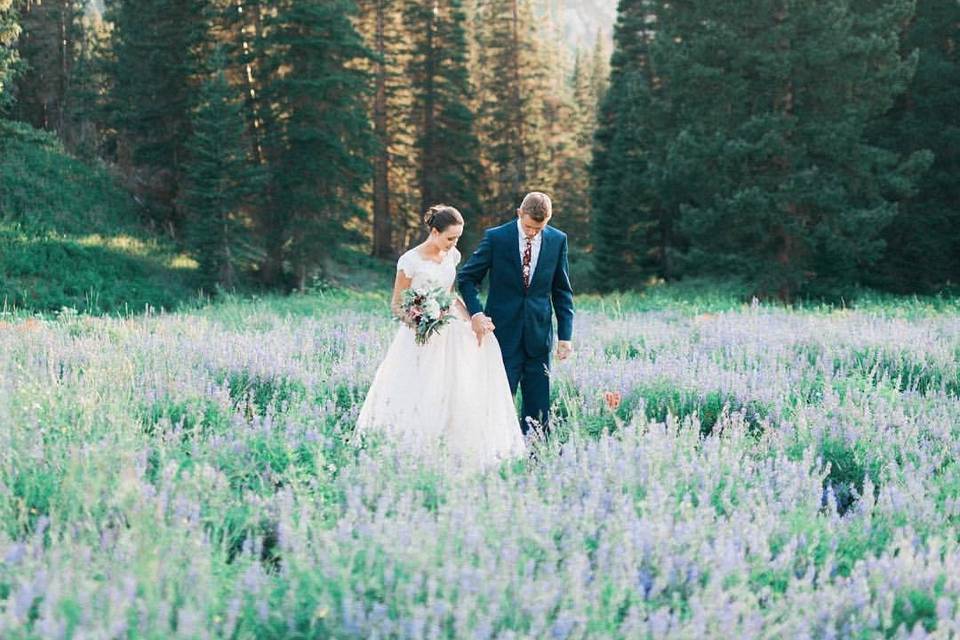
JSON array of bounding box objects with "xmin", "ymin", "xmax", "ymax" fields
[{"xmin": 399, "ymin": 285, "xmax": 455, "ymax": 345}]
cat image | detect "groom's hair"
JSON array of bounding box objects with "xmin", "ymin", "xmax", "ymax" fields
[{"xmin": 520, "ymin": 192, "xmax": 552, "ymax": 222}]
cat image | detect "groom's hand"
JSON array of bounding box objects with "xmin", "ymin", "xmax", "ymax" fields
[
  {"xmin": 556, "ymin": 340, "xmax": 573, "ymax": 361},
  {"xmin": 471, "ymin": 313, "xmax": 494, "ymax": 346}
]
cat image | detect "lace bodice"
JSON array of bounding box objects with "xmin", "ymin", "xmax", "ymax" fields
[{"xmin": 397, "ymin": 246, "xmax": 461, "ymax": 290}]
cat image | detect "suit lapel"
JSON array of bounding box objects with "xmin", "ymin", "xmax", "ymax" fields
[
  {"xmin": 506, "ymin": 220, "xmax": 525, "ymax": 288},
  {"xmin": 530, "ymin": 226, "xmax": 553, "ymax": 290}
]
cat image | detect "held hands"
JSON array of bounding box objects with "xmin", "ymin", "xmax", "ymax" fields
[
  {"xmin": 470, "ymin": 313, "xmax": 495, "ymax": 346},
  {"xmin": 469, "ymin": 313, "xmax": 571, "ymax": 356}
]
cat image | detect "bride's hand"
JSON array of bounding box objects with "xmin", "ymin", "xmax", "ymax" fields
[
  {"xmin": 470, "ymin": 313, "xmax": 494, "ymax": 346},
  {"xmin": 393, "ymin": 307, "xmax": 418, "ymax": 330}
]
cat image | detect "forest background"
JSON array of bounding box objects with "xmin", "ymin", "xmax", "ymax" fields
[{"xmin": 0, "ymin": 0, "xmax": 958, "ymax": 313}]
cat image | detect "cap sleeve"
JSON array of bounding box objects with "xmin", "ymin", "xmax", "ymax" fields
[
  {"xmin": 397, "ymin": 251, "xmax": 417, "ymax": 278},
  {"xmin": 452, "ymin": 247, "xmax": 462, "ymax": 267}
]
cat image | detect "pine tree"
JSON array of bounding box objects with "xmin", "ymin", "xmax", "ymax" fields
[
  {"xmin": 356, "ymin": 0, "xmax": 417, "ymax": 257},
  {"xmin": 868, "ymin": 0, "xmax": 960, "ymax": 292},
  {"xmin": 66, "ymin": 10, "xmax": 111, "ymax": 158},
  {"xmin": 559, "ymin": 46, "xmax": 598, "ymax": 247},
  {"xmin": 562, "ymin": 28, "xmax": 613, "ymax": 248},
  {"xmin": 180, "ymin": 50, "xmax": 263, "ymax": 291},
  {"xmin": 535, "ymin": 3, "xmax": 584, "ymax": 228},
  {"xmin": 195, "ymin": 0, "xmax": 289, "ymax": 208},
  {"xmin": 0, "ymin": 0, "xmax": 20, "ymax": 108},
  {"xmin": 590, "ymin": 0, "xmax": 664, "ymax": 291},
  {"xmin": 593, "ymin": 0, "xmax": 930, "ymax": 298},
  {"xmin": 588, "ymin": 28, "xmax": 609, "ymax": 107},
  {"xmin": 103, "ymin": 0, "xmax": 205, "ymax": 236},
  {"xmin": 571, "ymin": 47, "xmax": 596, "ymax": 148},
  {"xmin": 469, "ymin": 0, "xmax": 584, "ymax": 229},
  {"xmin": 525, "ymin": 0, "xmax": 573, "ymax": 195},
  {"xmin": 474, "ymin": 0, "xmax": 541, "ymax": 222},
  {"xmin": 369, "ymin": 0, "xmax": 396, "ymax": 258},
  {"xmin": 405, "ymin": 0, "xmax": 483, "ymax": 231},
  {"xmin": 670, "ymin": 0, "xmax": 929, "ymax": 300},
  {"xmin": 11, "ymin": 0, "xmax": 85, "ymax": 141},
  {"xmin": 259, "ymin": 0, "xmax": 374, "ymax": 288}
]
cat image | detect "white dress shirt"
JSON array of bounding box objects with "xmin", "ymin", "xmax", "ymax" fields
[{"xmin": 518, "ymin": 218, "xmax": 543, "ymax": 280}]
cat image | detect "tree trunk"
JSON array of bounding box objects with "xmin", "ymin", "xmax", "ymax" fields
[
  {"xmin": 372, "ymin": 0, "xmax": 393, "ymax": 258},
  {"xmin": 419, "ymin": 1, "xmax": 438, "ymax": 213},
  {"xmin": 510, "ymin": 0, "xmax": 526, "ymax": 196},
  {"xmin": 774, "ymin": 1, "xmax": 795, "ymax": 303},
  {"xmin": 239, "ymin": 0, "xmax": 265, "ymax": 166},
  {"xmin": 660, "ymin": 217, "xmax": 674, "ymax": 280}
]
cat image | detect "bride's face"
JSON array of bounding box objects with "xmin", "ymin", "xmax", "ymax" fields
[{"xmin": 432, "ymin": 224, "xmax": 463, "ymax": 252}]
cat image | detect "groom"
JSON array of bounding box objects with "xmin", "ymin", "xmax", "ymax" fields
[{"xmin": 458, "ymin": 192, "xmax": 575, "ymax": 436}]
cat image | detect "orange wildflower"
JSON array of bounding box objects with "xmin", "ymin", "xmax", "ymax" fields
[{"xmin": 603, "ymin": 391, "xmax": 622, "ymax": 411}]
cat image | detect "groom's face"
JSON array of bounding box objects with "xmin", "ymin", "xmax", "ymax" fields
[{"xmin": 518, "ymin": 211, "xmax": 550, "ymax": 239}]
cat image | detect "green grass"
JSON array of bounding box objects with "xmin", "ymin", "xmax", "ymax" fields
[
  {"xmin": 0, "ymin": 120, "xmax": 200, "ymax": 314},
  {"xmin": 0, "ymin": 227, "xmax": 200, "ymax": 314}
]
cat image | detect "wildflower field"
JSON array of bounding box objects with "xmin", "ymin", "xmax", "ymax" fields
[{"xmin": 2, "ymin": 290, "xmax": 960, "ymax": 638}]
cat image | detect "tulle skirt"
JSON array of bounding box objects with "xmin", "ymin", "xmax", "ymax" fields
[{"xmin": 355, "ymin": 317, "xmax": 526, "ymax": 470}]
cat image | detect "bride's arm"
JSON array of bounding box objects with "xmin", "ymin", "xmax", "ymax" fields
[
  {"xmin": 392, "ymin": 270, "xmax": 414, "ymax": 323},
  {"xmin": 449, "ymin": 284, "xmax": 471, "ymax": 321}
]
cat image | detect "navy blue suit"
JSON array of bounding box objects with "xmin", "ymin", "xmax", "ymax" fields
[{"xmin": 457, "ymin": 220, "xmax": 574, "ymax": 434}]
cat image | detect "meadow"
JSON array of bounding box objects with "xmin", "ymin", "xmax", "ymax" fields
[{"xmin": 2, "ymin": 288, "xmax": 960, "ymax": 638}]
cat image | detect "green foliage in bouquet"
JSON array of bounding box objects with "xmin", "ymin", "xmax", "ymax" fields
[{"xmin": 398, "ymin": 286, "xmax": 455, "ymax": 346}]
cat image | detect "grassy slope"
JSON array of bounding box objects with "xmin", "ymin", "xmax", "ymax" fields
[{"xmin": 0, "ymin": 120, "xmax": 199, "ymax": 314}]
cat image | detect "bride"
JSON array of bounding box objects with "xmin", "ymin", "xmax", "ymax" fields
[{"xmin": 355, "ymin": 204, "xmax": 526, "ymax": 468}]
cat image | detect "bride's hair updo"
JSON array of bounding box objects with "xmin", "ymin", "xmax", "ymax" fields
[{"xmin": 423, "ymin": 204, "xmax": 464, "ymax": 233}]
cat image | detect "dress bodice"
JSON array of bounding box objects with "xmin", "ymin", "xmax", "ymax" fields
[{"xmin": 397, "ymin": 246, "xmax": 460, "ymax": 290}]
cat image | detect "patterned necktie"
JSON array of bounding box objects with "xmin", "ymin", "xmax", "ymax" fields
[{"xmin": 522, "ymin": 237, "xmax": 532, "ymax": 289}]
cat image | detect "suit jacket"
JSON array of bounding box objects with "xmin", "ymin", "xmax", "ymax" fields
[{"xmin": 458, "ymin": 220, "xmax": 574, "ymax": 359}]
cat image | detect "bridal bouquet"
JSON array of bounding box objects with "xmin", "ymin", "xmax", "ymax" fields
[{"xmin": 398, "ymin": 286, "xmax": 455, "ymax": 345}]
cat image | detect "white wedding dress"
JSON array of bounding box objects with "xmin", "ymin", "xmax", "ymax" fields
[{"xmin": 355, "ymin": 247, "xmax": 526, "ymax": 469}]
